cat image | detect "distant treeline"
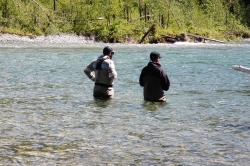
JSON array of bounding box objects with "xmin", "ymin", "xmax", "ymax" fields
[{"xmin": 0, "ymin": 0, "xmax": 250, "ymax": 43}]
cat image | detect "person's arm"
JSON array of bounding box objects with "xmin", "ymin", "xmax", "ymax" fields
[
  {"xmin": 84, "ymin": 63, "xmax": 95, "ymax": 81},
  {"xmin": 161, "ymin": 70, "xmax": 170, "ymax": 91},
  {"xmin": 139, "ymin": 68, "xmax": 145, "ymax": 87},
  {"xmin": 108, "ymin": 60, "xmax": 117, "ymax": 78}
]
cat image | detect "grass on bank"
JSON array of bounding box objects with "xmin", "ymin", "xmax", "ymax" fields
[{"xmin": 0, "ymin": 0, "xmax": 250, "ymax": 43}]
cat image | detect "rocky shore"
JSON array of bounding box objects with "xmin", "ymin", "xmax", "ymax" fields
[
  {"xmin": 0, "ymin": 32, "xmax": 249, "ymax": 43},
  {"xmin": 0, "ymin": 33, "xmax": 95, "ymax": 43}
]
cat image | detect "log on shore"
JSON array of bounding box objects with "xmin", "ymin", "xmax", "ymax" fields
[
  {"xmin": 160, "ymin": 34, "xmax": 176, "ymax": 43},
  {"xmin": 139, "ymin": 23, "xmax": 156, "ymax": 44},
  {"xmin": 186, "ymin": 33, "xmax": 224, "ymax": 43}
]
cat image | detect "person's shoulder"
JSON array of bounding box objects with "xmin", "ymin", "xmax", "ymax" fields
[
  {"xmin": 91, "ymin": 57, "xmax": 98, "ymax": 62},
  {"xmin": 159, "ymin": 67, "xmax": 167, "ymax": 75},
  {"xmin": 104, "ymin": 58, "xmax": 115, "ymax": 64},
  {"xmin": 141, "ymin": 65, "xmax": 148, "ymax": 72}
]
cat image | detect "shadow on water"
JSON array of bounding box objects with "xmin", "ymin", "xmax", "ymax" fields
[
  {"xmin": 81, "ymin": 98, "xmax": 114, "ymax": 112},
  {"xmin": 216, "ymin": 89, "xmax": 250, "ymax": 96},
  {"xmin": 142, "ymin": 101, "xmax": 167, "ymax": 111},
  {"xmin": 92, "ymin": 98, "xmax": 114, "ymax": 108},
  {"xmin": 210, "ymin": 122, "xmax": 250, "ymax": 131}
]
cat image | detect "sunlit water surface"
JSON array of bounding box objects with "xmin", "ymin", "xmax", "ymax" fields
[{"xmin": 0, "ymin": 39, "xmax": 250, "ymax": 165}]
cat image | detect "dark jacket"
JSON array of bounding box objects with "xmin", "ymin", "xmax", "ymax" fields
[{"xmin": 139, "ymin": 62, "xmax": 170, "ymax": 101}]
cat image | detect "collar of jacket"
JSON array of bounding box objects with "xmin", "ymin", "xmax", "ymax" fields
[
  {"xmin": 97, "ymin": 55, "xmax": 109, "ymax": 62},
  {"xmin": 148, "ymin": 61, "xmax": 161, "ymax": 67}
]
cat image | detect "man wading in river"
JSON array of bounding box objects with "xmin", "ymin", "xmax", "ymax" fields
[
  {"xmin": 84, "ymin": 46, "xmax": 117, "ymax": 99},
  {"xmin": 139, "ymin": 51, "xmax": 170, "ymax": 102}
]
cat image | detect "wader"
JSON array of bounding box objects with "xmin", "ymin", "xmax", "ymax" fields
[{"xmin": 93, "ymin": 59, "xmax": 114, "ymax": 99}]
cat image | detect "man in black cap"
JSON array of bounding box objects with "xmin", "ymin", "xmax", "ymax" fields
[
  {"xmin": 139, "ymin": 51, "xmax": 170, "ymax": 102},
  {"xmin": 84, "ymin": 46, "xmax": 117, "ymax": 99}
]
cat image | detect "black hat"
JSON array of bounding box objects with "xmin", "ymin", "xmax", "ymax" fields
[
  {"xmin": 103, "ymin": 46, "xmax": 115, "ymax": 55},
  {"xmin": 150, "ymin": 51, "xmax": 162, "ymax": 60}
]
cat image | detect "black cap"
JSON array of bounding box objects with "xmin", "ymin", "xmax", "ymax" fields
[
  {"xmin": 103, "ymin": 46, "xmax": 115, "ymax": 55},
  {"xmin": 150, "ymin": 51, "xmax": 162, "ymax": 60}
]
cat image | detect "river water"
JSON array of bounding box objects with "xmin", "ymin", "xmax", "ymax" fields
[{"xmin": 0, "ymin": 36, "xmax": 250, "ymax": 165}]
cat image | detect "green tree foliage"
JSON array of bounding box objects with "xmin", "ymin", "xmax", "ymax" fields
[
  {"xmin": 0, "ymin": 0, "xmax": 249, "ymax": 42},
  {"xmin": 239, "ymin": 0, "xmax": 250, "ymax": 27}
]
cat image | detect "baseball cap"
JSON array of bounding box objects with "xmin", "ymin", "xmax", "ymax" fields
[
  {"xmin": 150, "ymin": 51, "xmax": 162, "ymax": 60},
  {"xmin": 103, "ymin": 46, "xmax": 115, "ymax": 55}
]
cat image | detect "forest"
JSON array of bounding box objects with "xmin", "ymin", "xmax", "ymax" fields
[{"xmin": 0, "ymin": 0, "xmax": 250, "ymax": 43}]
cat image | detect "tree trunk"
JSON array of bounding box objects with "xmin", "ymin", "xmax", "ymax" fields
[
  {"xmin": 139, "ymin": 0, "xmax": 142, "ymax": 18},
  {"xmin": 54, "ymin": 0, "xmax": 56, "ymax": 11}
]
